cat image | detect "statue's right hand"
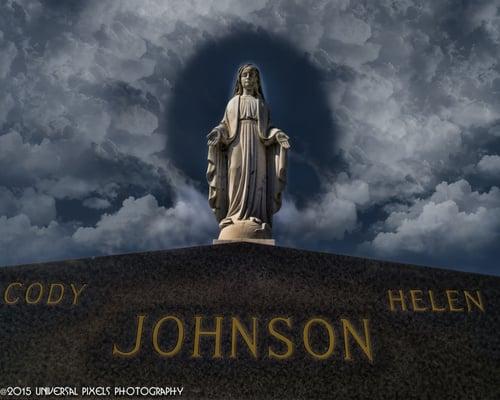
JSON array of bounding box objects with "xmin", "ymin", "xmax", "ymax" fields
[{"xmin": 207, "ymin": 130, "xmax": 220, "ymax": 146}]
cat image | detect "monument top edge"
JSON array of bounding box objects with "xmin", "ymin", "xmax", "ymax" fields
[{"xmin": 0, "ymin": 242, "xmax": 498, "ymax": 280}]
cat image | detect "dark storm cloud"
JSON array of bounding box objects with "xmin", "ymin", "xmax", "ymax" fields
[
  {"xmin": 0, "ymin": 0, "xmax": 191, "ymax": 265},
  {"xmin": 248, "ymin": 0, "xmax": 500, "ymax": 272},
  {"xmin": 0, "ymin": 0, "xmax": 499, "ymax": 275}
]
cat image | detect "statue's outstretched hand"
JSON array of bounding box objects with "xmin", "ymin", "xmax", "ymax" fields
[
  {"xmin": 276, "ymin": 131, "xmax": 290, "ymax": 149},
  {"xmin": 207, "ymin": 130, "xmax": 220, "ymax": 146}
]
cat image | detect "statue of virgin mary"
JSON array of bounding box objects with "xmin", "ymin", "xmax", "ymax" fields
[{"xmin": 206, "ymin": 64, "xmax": 290, "ymax": 241}]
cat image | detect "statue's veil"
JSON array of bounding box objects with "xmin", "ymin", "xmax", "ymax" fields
[{"xmin": 233, "ymin": 64, "xmax": 265, "ymax": 101}]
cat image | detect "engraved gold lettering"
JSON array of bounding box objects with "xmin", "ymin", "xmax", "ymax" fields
[
  {"xmin": 446, "ymin": 290, "xmax": 464, "ymax": 312},
  {"xmin": 428, "ymin": 290, "xmax": 446, "ymax": 312},
  {"xmin": 388, "ymin": 290, "xmax": 407, "ymax": 311},
  {"xmin": 410, "ymin": 289, "xmax": 427, "ymax": 312},
  {"xmin": 25, "ymin": 282, "xmax": 43, "ymax": 304},
  {"xmin": 342, "ymin": 318, "xmax": 373, "ymax": 362},
  {"xmin": 268, "ymin": 317, "xmax": 294, "ymax": 360},
  {"xmin": 192, "ymin": 316, "xmax": 223, "ymax": 358},
  {"xmin": 47, "ymin": 283, "xmax": 65, "ymax": 305},
  {"xmin": 464, "ymin": 290, "xmax": 485, "ymax": 312},
  {"xmin": 113, "ymin": 315, "xmax": 146, "ymax": 357},
  {"xmin": 230, "ymin": 317, "xmax": 258, "ymax": 358},
  {"xmin": 153, "ymin": 316, "xmax": 184, "ymax": 357},
  {"xmin": 70, "ymin": 283, "xmax": 87, "ymax": 305},
  {"xmin": 4, "ymin": 282, "xmax": 22, "ymax": 305},
  {"xmin": 303, "ymin": 318, "xmax": 335, "ymax": 360}
]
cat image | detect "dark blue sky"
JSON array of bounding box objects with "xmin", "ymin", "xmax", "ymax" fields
[{"xmin": 0, "ymin": 0, "xmax": 499, "ymax": 275}]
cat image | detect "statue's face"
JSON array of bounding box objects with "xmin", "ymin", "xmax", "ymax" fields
[{"xmin": 240, "ymin": 67, "xmax": 258, "ymax": 92}]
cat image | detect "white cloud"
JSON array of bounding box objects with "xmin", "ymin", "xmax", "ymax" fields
[
  {"xmin": 370, "ymin": 201, "xmax": 499, "ymax": 254},
  {"xmin": 113, "ymin": 105, "xmax": 158, "ymax": 136},
  {"xmin": 449, "ymin": 101, "xmax": 500, "ymax": 128},
  {"xmin": 73, "ymin": 187, "xmax": 215, "ymax": 253},
  {"xmin": 0, "ymin": 93, "xmax": 14, "ymax": 124},
  {"xmin": 469, "ymin": 2, "xmax": 500, "ymax": 43},
  {"xmin": 250, "ymin": 1, "xmax": 328, "ymax": 52},
  {"xmin": 82, "ymin": 197, "xmax": 111, "ymax": 210},
  {"xmin": 0, "ymin": 131, "xmax": 68, "ymax": 186},
  {"xmin": 0, "ymin": 186, "xmax": 56, "ymax": 227},
  {"xmin": 276, "ymin": 192, "xmax": 358, "ymax": 242},
  {"xmin": 0, "ymin": 214, "xmax": 75, "ymax": 266},
  {"xmin": 477, "ymin": 155, "xmax": 500, "ymax": 175},
  {"xmin": 0, "ymin": 37, "xmax": 17, "ymax": 79},
  {"xmin": 39, "ymin": 176, "xmax": 99, "ymax": 200},
  {"xmin": 334, "ymin": 173, "xmax": 370, "ymax": 206},
  {"xmin": 0, "ymin": 183, "xmax": 217, "ymax": 266},
  {"xmin": 430, "ymin": 180, "xmax": 500, "ymax": 212},
  {"xmin": 325, "ymin": 13, "xmax": 372, "ymax": 45},
  {"xmin": 19, "ymin": 188, "xmax": 56, "ymax": 226},
  {"xmin": 0, "ymin": 186, "xmax": 18, "ymax": 216},
  {"xmin": 364, "ymin": 180, "xmax": 500, "ymax": 256}
]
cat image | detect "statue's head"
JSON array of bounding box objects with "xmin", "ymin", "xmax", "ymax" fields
[{"xmin": 234, "ymin": 64, "xmax": 265, "ymax": 100}]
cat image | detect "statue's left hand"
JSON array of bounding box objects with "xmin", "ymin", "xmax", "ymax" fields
[{"xmin": 276, "ymin": 131, "xmax": 290, "ymax": 149}]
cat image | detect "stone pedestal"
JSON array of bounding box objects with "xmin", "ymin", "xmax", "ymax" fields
[{"xmin": 218, "ymin": 219, "xmax": 272, "ymax": 240}]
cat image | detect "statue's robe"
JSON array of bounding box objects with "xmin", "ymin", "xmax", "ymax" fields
[{"xmin": 207, "ymin": 95, "xmax": 289, "ymax": 227}]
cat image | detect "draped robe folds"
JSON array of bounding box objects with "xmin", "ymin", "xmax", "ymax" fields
[{"xmin": 207, "ymin": 95, "xmax": 289, "ymax": 229}]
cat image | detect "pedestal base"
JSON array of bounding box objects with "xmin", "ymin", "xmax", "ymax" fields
[
  {"xmin": 213, "ymin": 238, "xmax": 275, "ymax": 245},
  {"xmin": 218, "ymin": 219, "xmax": 272, "ymax": 240}
]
